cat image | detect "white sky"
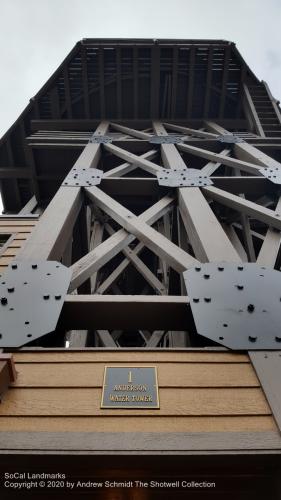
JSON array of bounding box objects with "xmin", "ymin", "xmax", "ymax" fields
[{"xmin": 0, "ymin": 0, "xmax": 280, "ymax": 212}]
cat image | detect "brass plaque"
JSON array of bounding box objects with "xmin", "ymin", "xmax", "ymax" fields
[{"xmin": 101, "ymin": 366, "xmax": 159, "ymax": 409}]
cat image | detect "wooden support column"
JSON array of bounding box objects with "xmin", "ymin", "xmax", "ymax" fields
[{"xmin": 17, "ymin": 122, "xmax": 109, "ymax": 261}]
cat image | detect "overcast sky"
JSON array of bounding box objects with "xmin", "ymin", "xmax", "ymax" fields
[{"xmin": 0, "ymin": 0, "xmax": 280, "ymax": 212}]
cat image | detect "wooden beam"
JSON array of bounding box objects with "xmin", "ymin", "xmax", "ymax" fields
[
  {"xmin": 178, "ymin": 143, "xmax": 262, "ymax": 175},
  {"xmin": 243, "ymin": 84, "xmax": 265, "ymax": 137},
  {"xmin": 104, "ymin": 143, "xmax": 162, "ymax": 175},
  {"xmin": 201, "ymin": 148, "xmax": 231, "ymax": 175},
  {"xmin": 103, "ymin": 150, "xmax": 157, "ymax": 178},
  {"xmin": 96, "ymin": 330, "xmax": 117, "ymax": 348},
  {"xmin": 110, "ymin": 123, "xmax": 152, "ymax": 140},
  {"xmin": 187, "ymin": 46, "xmax": 195, "ymax": 118},
  {"xmin": 17, "ymin": 123, "xmax": 108, "ymax": 260},
  {"xmin": 203, "ymin": 46, "xmax": 213, "ymax": 118},
  {"xmin": 85, "ymin": 187, "xmax": 198, "ymax": 273},
  {"xmin": 61, "ymin": 295, "xmax": 189, "ymax": 331},
  {"xmin": 257, "ymin": 197, "xmax": 281, "ymax": 266},
  {"xmin": 219, "ymin": 45, "xmax": 231, "ymax": 119},
  {"xmin": 203, "ymin": 186, "xmax": 281, "ymax": 231},
  {"xmin": 81, "ymin": 44, "xmax": 90, "ymax": 118},
  {"xmin": 98, "ymin": 48, "xmax": 105, "ymax": 118},
  {"xmin": 116, "ymin": 47, "xmax": 122, "ymax": 119},
  {"xmin": 163, "ymin": 122, "xmax": 217, "ymax": 139},
  {"xmin": 150, "ymin": 45, "xmax": 160, "ymax": 118},
  {"xmin": 0, "ymin": 168, "xmax": 31, "ymax": 179},
  {"xmin": 90, "ymin": 221, "xmax": 104, "ymax": 292},
  {"xmin": 105, "ymin": 223, "xmax": 166, "ymax": 295},
  {"xmin": 18, "ymin": 196, "xmax": 37, "ymax": 215},
  {"xmin": 63, "ymin": 66, "xmax": 73, "ymax": 119},
  {"xmin": 70, "ymin": 195, "xmax": 174, "ymax": 291},
  {"xmin": 179, "ymin": 188, "xmax": 241, "ymax": 262}
]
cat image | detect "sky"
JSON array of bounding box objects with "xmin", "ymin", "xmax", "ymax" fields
[{"xmin": 0, "ymin": 0, "xmax": 280, "ymax": 212}]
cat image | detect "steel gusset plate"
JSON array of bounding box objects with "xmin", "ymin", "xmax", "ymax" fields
[
  {"xmin": 0, "ymin": 261, "xmax": 72, "ymax": 347},
  {"xmin": 89, "ymin": 136, "xmax": 112, "ymax": 144},
  {"xmin": 217, "ymin": 134, "xmax": 244, "ymax": 144},
  {"xmin": 184, "ymin": 262, "xmax": 281, "ymax": 350},
  {"xmin": 259, "ymin": 166, "xmax": 281, "ymax": 185},
  {"xmin": 149, "ymin": 136, "xmax": 183, "ymax": 144},
  {"xmin": 63, "ymin": 167, "xmax": 103, "ymax": 187},
  {"xmin": 157, "ymin": 168, "xmax": 213, "ymax": 187}
]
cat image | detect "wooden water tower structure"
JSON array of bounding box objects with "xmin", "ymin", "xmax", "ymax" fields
[{"xmin": 0, "ymin": 39, "xmax": 281, "ymax": 498}]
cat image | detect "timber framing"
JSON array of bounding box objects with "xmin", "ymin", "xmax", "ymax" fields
[{"xmin": 0, "ymin": 40, "xmax": 281, "ymax": 466}]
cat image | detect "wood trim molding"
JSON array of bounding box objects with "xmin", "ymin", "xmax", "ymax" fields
[{"xmin": 0, "ymin": 431, "xmax": 280, "ymax": 454}]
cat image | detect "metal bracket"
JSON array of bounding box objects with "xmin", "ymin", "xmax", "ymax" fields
[
  {"xmin": 157, "ymin": 168, "xmax": 213, "ymax": 187},
  {"xmin": 150, "ymin": 136, "xmax": 183, "ymax": 144},
  {"xmin": 184, "ymin": 262, "xmax": 281, "ymax": 350},
  {"xmin": 62, "ymin": 167, "xmax": 103, "ymax": 187},
  {"xmin": 259, "ymin": 166, "xmax": 281, "ymax": 185},
  {"xmin": 89, "ymin": 136, "xmax": 113, "ymax": 144},
  {"xmin": 217, "ymin": 134, "xmax": 244, "ymax": 144},
  {"xmin": 0, "ymin": 261, "xmax": 72, "ymax": 347}
]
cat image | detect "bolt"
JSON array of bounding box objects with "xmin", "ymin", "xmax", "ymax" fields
[
  {"xmin": 11, "ymin": 264, "xmax": 17, "ymax": 269},
  {"xmin": 247, "ymin": 304, "xmax": 255, "ymax": 313},
  {"xmin": 1, "ymin": 297, "xmax": 8, "ymax": 305},
  {"xmin": 193, "ymin": 298, "xmax": 200, "ymax": 303},
  {"xmin": 7, "ymin": 287, "xmax": 14, "ymax": 293},
  {"xmin": 248, "ymin": 335, "xmax": 257, "ymax": 342},
  {"xmin": 204, "ymin": 274, "xmax": 210, "ymax": 279},
  {"xmin": 32, "ymin": 264, "xmax": 37, "ymax": 269},
  {"xmin": 43, "ymin": 294, "xmax": 50, "ymax": 300},
  {"xmin": 238, "ymin": 266, "xmax": 244, "ymax": 271},
  {"xmin": 275, "ymin": 337, "xmax": 281, "ymax": 342},
  {"xmin": 237, "ymin": 285, "xmax": 244, "ymax": 290},
  {"xmin": 195, "ymin": 267, "xmax": 201, "ymax": 272},
  {"xmin": 218, "ymin": 266, "xmax": 224, "ymax": 271},
  {"xmin": 55, "ymin": 295, "xmax": 61, "ymax": 300},
  {"xmin": 204, "ymin": 297, "xmax": 211, "ymax": 302}
]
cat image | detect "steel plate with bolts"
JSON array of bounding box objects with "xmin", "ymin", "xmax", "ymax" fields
[
  {"xmin": 89, "ymin": 136, "xmax": 113, "ymax": 144},
  {"xmin": 149, "ymin": 136, "xmax": 183, "ymax": 144},
  {"xmin": 62, "ymin": 167, "xmax": 103, "ymax": 187},
  {"xmin": 184, "ymin": 262, "xmax": 281, "ymax": 349},
  {"xmin": 259, "ymin": 166, "xmax": 281, "ymax": 185},
  {"xmin": 157, "ymin": 168, "xmax": 213, "ymax": 187},
  {"xmin": 217, "ymin": 134, "xmax": 244, "ymax": 144},
  {"xmin": 0, "ymin": 261, "xmax": 72, "ymax": 347}
]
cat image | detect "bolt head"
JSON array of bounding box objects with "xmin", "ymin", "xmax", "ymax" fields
[{"xmin": 1, "ymin": 297, "xmax": 8, "ymax": 305}]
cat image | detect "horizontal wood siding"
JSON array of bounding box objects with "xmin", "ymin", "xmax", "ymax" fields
[
  {"xmin": 0, "ymin": 218, "xmax": 37, "ymax": 274},
  {"xmin": 0, "ymin": 350, "xmax": 276, "ymax": 433}
]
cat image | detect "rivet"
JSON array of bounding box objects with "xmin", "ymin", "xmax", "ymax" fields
[
  {"xmin": 248, "ymin": 335, "xmax": 257, "ymax": 342},
  {"xmin": 223, "ymin": 324, "xmax": 228, "ymax": 328},
  {"xmin": 195, "ymin": 267, "xmax": 201, "ymax": 272},
  {"xmin": 7, "ymin": 287, "xmax": 14, "ymax": 293},
  {"xmin": 32, "ymin": 264, "xmax": 37, "ymax": 269},
  {"xmin": 1, "ymin": 297, "xmax": 8, "ymax": 305},
  {"xmin": 218, "ymin": 266, "xmax": 224, "ymax": 271},
  {"xmin": 43, "ymin": 295, "xmax": 50, "ymax": 300},
  {"xmin": 193, "ymin": 298, "xmax": 200, "ymax": 303},
  {"xmin": 238, "ymin": 266, "xmax": 244, "ymax": 271},
  {"xmin": 275, "ymin": 336, "xmax": 281, "ymax": 342},
  {"xmin": 204, "ymin": 274, "xmax": 210, "ymax": 279},
  {"xmin": 247, "ymin": 304, "xmax": 255, "ymax": 312},
  {"xmin": 237, "ymin": 285, "xmax": 244, "ymax": 290},
  {"xmin": 204, "ymin": 297, "xmax": 211, "ymax": 302},
  {"xmin": 55, "ymin": 295, "xmax": 61, "ymax": 300}
]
